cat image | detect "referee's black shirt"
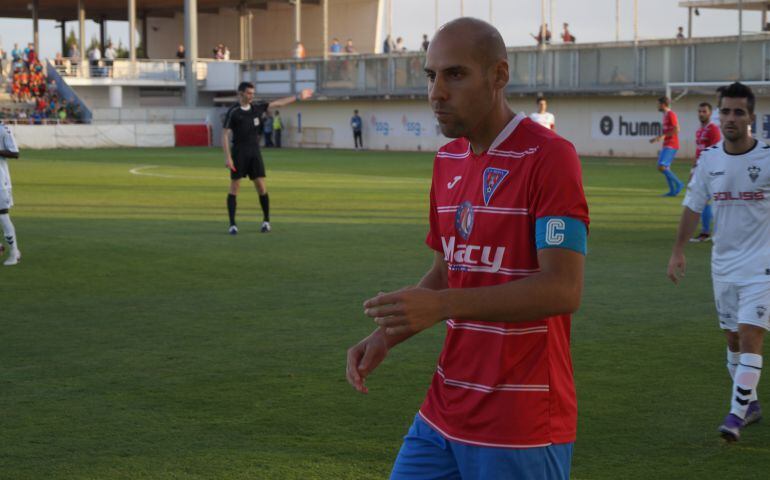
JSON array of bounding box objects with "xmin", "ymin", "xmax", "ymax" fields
[{"xmin": 223, "ymin": 101, "xmax": 269, "ymax": 146}]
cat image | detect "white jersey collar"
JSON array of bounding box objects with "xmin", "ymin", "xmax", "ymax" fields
[{"xmin": 488, "ymin": 112, "xmax": 526, "ymax": 152}]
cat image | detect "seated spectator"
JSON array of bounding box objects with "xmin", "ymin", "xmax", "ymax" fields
[
  {"xmin": 530, "ymin": 24, "xmax": 551, "ymax": 45},
  {"xmin": 344, "ymin": 38, "xmax": 356, "ymax": 54},
  {"xmin": 54, "ymin": 52, "xmax": 65, "ymax": 66},
  {"xmin": 395, "ymin": 37, "xmax": 406, "ymax": 52},
  {"xmin": 294, "ymin": 42, "xmax": 306, "ymax": 59},
  {"xmin": 330, "ymin": 38, "xmax": 342, "ymax": 54},
  {"xmin": 383, "ymin": 35, "xmax": 394, "ymax": 54},
  {"xmin": 676, "ymin": 26, "xmax": 685, "ymax": 39},
  {"xmin": 223, "ymin": 45, "xmax": 231, "ymax": 60},
  {"xmin": 561, "ymin": 23, "xmax": 576, "ymax": 43}
]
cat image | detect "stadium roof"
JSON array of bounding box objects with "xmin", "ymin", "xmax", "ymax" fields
[
  {"xmin": 679, "ymin": 0, "xmax": 770, "ymax": 11},
  {"xmin": 0, "ymin": 0, "xmax": 320, "ymax": 21}
]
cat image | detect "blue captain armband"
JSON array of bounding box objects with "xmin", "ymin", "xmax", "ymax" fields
[{"xmin": 535, "ymin": 216, "xmax": 587, "ymax": 255}]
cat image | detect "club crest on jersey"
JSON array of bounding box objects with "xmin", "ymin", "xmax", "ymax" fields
[
  {"xmin": 455, "ymin": 201, "xmax": 474, "ymax": 240},
  {"xmin": 749, "ymin": 165, "xmax": 761, "ymax": 182},
  {"xmin": 482, "ymin": 168, "xmax": 509, "ymax": 206}
]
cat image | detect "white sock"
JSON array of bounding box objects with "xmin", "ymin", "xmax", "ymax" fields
[
  {"xmin": 0, "ymin": 213, "xmax": 17, "ymax": 251},
  {"xmin": 727, "ymin": 348, "xmax": 740, "ymax": 380},
  {"xmin": 730, "ymin": 353, "xmax": 763, "ymax": 418}
]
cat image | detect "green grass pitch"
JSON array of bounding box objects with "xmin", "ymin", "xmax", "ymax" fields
[{"xmin": 2, "ymin": 147, "xmax": 769, "ymax": 479}]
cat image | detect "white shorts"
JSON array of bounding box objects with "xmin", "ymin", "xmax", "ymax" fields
[
  {"xmin": 0, "ymin": 188, "xmax": 12, "ymax": 210},
  {"xmin": 713, "ymin": 280, "xmax": 770, "ymax": 332}
]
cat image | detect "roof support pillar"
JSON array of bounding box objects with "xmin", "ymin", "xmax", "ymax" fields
[
  {"xmin": 239, "ymin": 3, "xmax": 253, "ymax": 60},
  {"xmin": 78, "ymin": 0, "xmax": 87, "ymax": 77},
  {"xmin": 688, "ymin": 7, "xmax": 693, "ymax": 38},
  {"xmin": 32, "ymin": 0, "xmax": 40, "ymax": 55},
  {"xmin": 184, "ymin": 0, "xmax": 198, "ymax": 107},
  {"xmin": 322, "ymin": 0, "xmax": 328, "ymax": 60},
  {"xmin": 128, "ymin": 0, "xmax": 137, "ymax": 75},
  {"xmin": 295, "ymin": 0, "xmax": 302, "ymax": 44}
]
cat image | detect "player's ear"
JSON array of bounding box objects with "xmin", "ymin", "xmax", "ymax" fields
[{"xmin": 493, "ymin": 60, "xmax": 509, "ymax": 90}]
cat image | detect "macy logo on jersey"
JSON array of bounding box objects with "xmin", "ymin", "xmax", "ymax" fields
[{"xmin": 441, "ymin": 235, "xmax": 505, "ymax": 273}]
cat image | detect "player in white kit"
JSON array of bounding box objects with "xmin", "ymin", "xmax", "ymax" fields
[
  {"xmin": 0, "ymin": 121, "xmax": 21, "ymax": 266},
  {"xmin": 529, "ymin": 96, "xmax": 555, "ymax": 130},
  {"xmin": 667, "ymin": 82, "xmax": 770, "ymax": 441}
]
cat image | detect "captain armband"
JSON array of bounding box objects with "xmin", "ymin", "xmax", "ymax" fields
[{"xmin": 535, "ymin": 216, "xmax": 587, "ymax": 255}]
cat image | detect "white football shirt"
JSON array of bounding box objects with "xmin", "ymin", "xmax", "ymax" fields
[
  {"xmin": 529, "ymin": 112, "xmax": 555, "ymax": 130},
  {"xmin": 683, "ymin": 140, "xmax": 770, "ymax": 283},
  {"xmin": 0, "ymin": 123, "xmax": 19, "ymax": 192}
]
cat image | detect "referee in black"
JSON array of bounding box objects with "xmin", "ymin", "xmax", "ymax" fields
[{"xmin": 222, "ymin": 82, "xmax": 312, "ymax": 234}]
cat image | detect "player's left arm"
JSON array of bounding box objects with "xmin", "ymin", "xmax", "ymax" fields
[
  {"xmin": 268, "ymin": 88, "xmax": 314, "ymax": 109},
  {"xmin": 0, "ymin": 130, "xmax": 19, "ymax": 158},
  {"xmin": 365, "ymin": 248, "xmax": 584, "ymax": 335}
]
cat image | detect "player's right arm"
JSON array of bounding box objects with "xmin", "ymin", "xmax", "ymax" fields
[
  {"xmin": 346, "ymin": 251, "xmax": 448, "ymax": 394},
  {"xmin": 667, "ymin": 155, "xmax": 710, "ymax": 284},
  {"xmin": 0, "ymin": 127, "xmax": 19, "ymax": 158},
  {"xmin": 221, "ymin": 128, "xmax": 234, "ymax": 171}
]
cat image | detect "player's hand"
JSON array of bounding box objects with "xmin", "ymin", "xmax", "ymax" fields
[
  {"xmin": 649, "ymin": 137, "xmax": 657, "ymax": 144},
  {"xmin": 667, "ymin": 250, "xmax": 686, "ymax": 284},
  {"xmin": 346, "ymin": 329, "xmax": 389, "ymax": 394},
  {"xmin": 299, "ymin": 88, "xmax": 314, "ymax": 100},
  {"xmin": 225, "ymin": 157, "xmax": 235, "ymax": 172},
  {"xmin": 364, "ymin": 287, "xmax": 446, "ymax": 336}
]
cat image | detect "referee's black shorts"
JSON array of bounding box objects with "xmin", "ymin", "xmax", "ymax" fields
[{"xmin": 230, "ymin": 145, "xmax": 266, "ymax": 180}]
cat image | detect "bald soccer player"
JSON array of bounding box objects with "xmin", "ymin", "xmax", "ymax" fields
[{"xmin": 346, "ymin": 18, "xmax": 589, "ymax": 479}]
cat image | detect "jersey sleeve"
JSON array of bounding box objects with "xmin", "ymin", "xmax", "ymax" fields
[
  {"xmin": 682, "ymin": 154, "xmax": 710, "ymax": 213},
  {"xmin": 708, "ymin": 124, "xmax": 722, "ymax": 146},
  {"xmin": 255, "ymin": 101, "xmax": 270, "ymax": 116},
  {"xmin": 425, "ymin": 159, "xmax": 443, "ymax": 253},
  {"xmin": 222, "ymin": 106, "xmax": 236, "ymax": 129},
  {"xmin": 530, "ymin": 139, "xmax": 589, "ymax": 255},
  {"xmin": 1, "ymin": 125, "xmax": 18, "ymax": 154}
]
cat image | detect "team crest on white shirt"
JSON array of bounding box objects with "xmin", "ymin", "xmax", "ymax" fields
[
  {"xmin": 749, "ymin": 165, "xmax": 761, "ymax": 182},
  {"xmin": 483, "ymin": 168, "xmax": 509, "ymax": 206}
]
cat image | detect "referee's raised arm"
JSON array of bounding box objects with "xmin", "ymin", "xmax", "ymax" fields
[{"xmin": 268, "ymin": 88, "xmax": 314, "ymax": 110}]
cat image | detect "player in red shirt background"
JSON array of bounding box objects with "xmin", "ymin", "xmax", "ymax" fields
[
  {"xmin": 690, "ymin": 102, "xmax": 721, "ymax": 242},
  {"xmin": 346, "ymin": 17, "xmax": 589, "ymax": 479},
  {"xmin": 650, "ymin": 97, "xmax": 684, "ymax": 196}
]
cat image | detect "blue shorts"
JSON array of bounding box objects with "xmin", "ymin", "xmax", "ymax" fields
[
  {"xmin": 390, "ymin": 414, "xmax": 573, "ymax": 480},
  {"xmin": 657, "ymin": 147, "xmax": 678, "ymax": 168}
]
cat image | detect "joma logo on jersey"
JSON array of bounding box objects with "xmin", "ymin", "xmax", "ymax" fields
[
  {"xmin": 441, "ymin": 236, "xmax": 505, "ymax": 272},
  {"xmin": 713, "ymin": 191, "xmax": 765, "ymax": 201}
]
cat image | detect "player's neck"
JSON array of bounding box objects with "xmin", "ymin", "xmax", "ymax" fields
[
  {"xmin": 467, "ymin": 105, "xmax": 515, "ymax": 155},
  {"xmin": 724, "ymin": 136, "xmax": 756, "ymax": 155}
]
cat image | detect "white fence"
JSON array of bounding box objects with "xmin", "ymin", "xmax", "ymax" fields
[{"xmin": 9, "ymin": 124, "xmax": 175, "ymax": 149}]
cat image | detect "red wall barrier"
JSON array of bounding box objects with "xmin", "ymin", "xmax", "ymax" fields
[{"xmin": 174, "ymin": 124, "xmax": 210, "ymax": 147}]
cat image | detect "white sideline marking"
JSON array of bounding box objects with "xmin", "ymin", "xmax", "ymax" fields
[{"xmin": 129, "ymin": 165, "xmax": 221, "ymax": 180}]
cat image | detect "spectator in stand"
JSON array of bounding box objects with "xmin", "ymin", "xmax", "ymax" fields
[
  {"xmin": 421, "ymin": 34, "xmax": 430, "ymax": 51},
  {"xmin": 273, "ymin": 111, "xmax": 283, "ymax": 148},
  {"xmin": 294, "ymin": 42, "xmax": 306, "ymax": 59},
  {"xmin": 330, "ymin": 38, "xmax": 342, "ymax": 54},
  {"xmin": 344, "ymin": 38, "xmax": 357, "ymax": 54},
  {"xmin": 11, "ymin": 44, "xmax": 21, "ymax": 63},
  {"xmin": 54, "ymin": 52, "xmax": 64, "ymax": 67},
  {"xmin": 561, "ymin": 23, "xmax": 576, "ymax": 43},
  {"xmin": 676, "ymin": 26, "xmax": 685, "ymax": 39},
  {"xmin": 176, "ymin": 44, "xmax": 185, "ymax": 79},
  {"xmin": 0, "ymin": 49, "xmax": 6, "ymax": 80},
  {"xmin": 383, "ymin": 35, "xmax": 394, "ymax": 54},
  {"xmin": 23, "ymin": 43, "xmax": 31, "ymax": 63},
  {"xmin": 214, "ymin": 44, "xmax": 225, "ymax": 60},
  {"xmin": 68, "ymin": 45, "xmax": 80, "ymax": 72},
  {"xmin": 223, "ymin": 46, "xmax": 231, "ymax": 60},
  {"xmin": 88, "ymin": 45, "xmax": 102, "ymax": 76},
  {"xmin": 395, "ymin": 37, "xmax": 406, "ymax": 52},
  {"xmin": 104, "ymin": 43, "xmax": 116, "ymax": 76},
  {"xmin": 531, "ymin": 23, "xmax": 551, "ymax": 45},
  {"xmin": 26, "ymin": 44, "xmax": 37, "ymax": 65}
]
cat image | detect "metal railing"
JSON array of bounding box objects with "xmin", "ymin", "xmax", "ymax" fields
[{"xmin": 238, "ymin": 34, "xmax": 770, "ymax": 97}]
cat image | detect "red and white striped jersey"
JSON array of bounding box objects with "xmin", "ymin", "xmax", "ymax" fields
[{"xmin": 419, "ymin": 113, "xmax": 590, "ymax": 448}]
